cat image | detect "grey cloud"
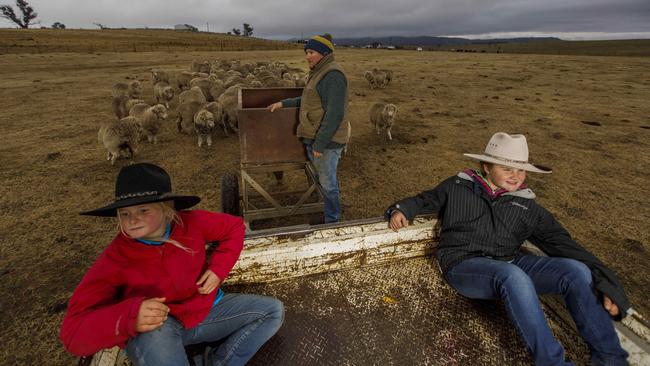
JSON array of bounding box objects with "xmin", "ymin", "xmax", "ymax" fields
[{"xmin": 1, "ymin": 0, "xmax": 648, "ymax": 39}]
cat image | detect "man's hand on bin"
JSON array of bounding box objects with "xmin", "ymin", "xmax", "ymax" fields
[{"xmin": 268, "ymin": 102, "xmax": 283, "ymax": 112}]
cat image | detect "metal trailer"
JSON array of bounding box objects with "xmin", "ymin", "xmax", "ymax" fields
[
  {"xmin": 219, "ymin": 87, "xmax": 324, "ymax": 229},
  {"xmin": 83, "ymin": 217, "xmax": 650, "ymax": 365}
]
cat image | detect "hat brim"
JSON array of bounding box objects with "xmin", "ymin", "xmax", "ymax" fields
[
  {"xmin": 463, "ymin": 153, "xmax": 552, "ymax": 174},
  {"xmin": 80, "ymin": 194, "xmax": 201, "ymax": 217}
]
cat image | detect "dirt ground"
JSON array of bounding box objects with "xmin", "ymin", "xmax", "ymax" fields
[{"xmin": 0, "ymin": 49, "xmax": 648, "ymax": 365}]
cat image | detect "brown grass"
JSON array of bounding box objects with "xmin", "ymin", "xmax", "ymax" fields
[
  {"xmin": 0, "ymin": 28, "xmax": 299, "ymax": 53},
  {"xmin": 0, "ymin": 33, "xmax": 648, "ymax": 365}
]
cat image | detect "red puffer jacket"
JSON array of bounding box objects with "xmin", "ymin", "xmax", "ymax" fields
[{"xmin": 60, "ymin": 210, "xmax": 245, "ymax": 356}]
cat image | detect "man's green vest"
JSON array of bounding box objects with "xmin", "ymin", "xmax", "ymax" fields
[{"xmin": 297, "ymin": 54, "xmax": 351, "ymax": 145}]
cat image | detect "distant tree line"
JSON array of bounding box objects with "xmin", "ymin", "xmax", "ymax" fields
[{"xmin": 228, "ymin": 23, "xmax": 253, "ymax": 37}]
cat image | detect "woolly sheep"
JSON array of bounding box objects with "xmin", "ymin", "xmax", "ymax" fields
[
  {"xmin": 375, "ymin": 68, "xmax": 393, "ymax": 86},
  {"xmin": 191, "ymin": 60, "xmax": 210, "ymax": 74},
  {"xmin": 129, "ymin": 104, "xmax": 168, "ymax": 144},
  {"xmin": 365, "ymin": 70, "xmax": 387, "ymax": 89},
  {"xmin": 204, "ymin": 101, "xmax": 227, "ymax": 137},
  {"xmin": 98, "ymin": 116, "xmax": 141, "ymax": 165},
  {"xmin": 176, "ymin": 71, "xmax": 195, "ymax": 91},
  {"xmin": 179, "ymin": 86, "xmax": 207, "ymax": 105},
  {"xmin": 176, "ymin": 100, "xmax": 204, "ymax": 134},
  {"xmin": 151, "ymin": 69, "xmax": 172, "ymax": 84},
  {"xmin": 190, "ymin": 77, "xmax": 220, "ymax": 102},
  {"xmin": 193, "ymin": 110, "xmax": 216, "ymax": 147},
  {"xmin": 175, "ymin": 71, "xmax": 209, "ymax": 90},
  {"xmin": 112, "ymin": 81, "xmax": 143, "ymax": 99},
  {"xmin": 111, "ymin": 95, "xmax": 129, "ymax": 119},
  {"xmin": 153, "ymin": 82, "xmax": 175, "ymax": 109},
  {"xmin": 125, "ymin": 99, "xmax": 146, "ymax": 112},
  {"xmin": 369, "ymin": 102, "xmax": 398, "ymax": 140},
  {"xmin": 217, "ymin": 85, "xmax": 242, "ymax": 133},
  {"xmin": 293, "ymin": 73, "xmax": 307, "ymax": 87}
]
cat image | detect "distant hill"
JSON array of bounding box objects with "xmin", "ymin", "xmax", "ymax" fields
[
  {"xmin": 290, "ymin": 35, "xmax": 650, "ymax": 56},
  {"xmin": 290, "ymin": 35, "xmax": 561, "ymax": 47}
]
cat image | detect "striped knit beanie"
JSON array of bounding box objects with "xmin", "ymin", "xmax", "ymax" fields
[{"xmin": 304, "ymin": 33, "xmax": 334, "ymax": 55}]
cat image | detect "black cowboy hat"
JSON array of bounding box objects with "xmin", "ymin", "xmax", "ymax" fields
[{"xmin": 80, "ymin": 163, "xmax": 201, "ymax": 217}]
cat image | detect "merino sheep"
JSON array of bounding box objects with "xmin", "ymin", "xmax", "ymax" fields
[
  {"xmin": 179, "ymin": 86, "xmax": 207, "ymax": 105},
  {"xmin": 151, "ymin": 69, "xmax": 172, "ymax": 84},
  {"xmin": 129, "ymin": 104, "xmax": 168, "ymax": 144},
  {"xmin": 364, "ymin": 71, "xmax": 376, "ymax": 89},
  {"xmin": 190, "ymin": 77, "xmax": 220, "ymax": 102},
  {"xmin": 111, "ymin": 81, "xmax": 143, "ymax": 99},
  {"xmin": 194, "ymin": 110, "xmax": 216, "ymax": 147},
  {"xmin": 176, "ymin": 100, "xmax": 205, "ymax": 134},
  {"xmin": 153, "ymin": 82, "xmax": 175, "ymax": 109},
  {"xmin": 217, "ymin": 85, "xmax": 243, "ymax": 133},
  {"xmin": 98, "ymin": 116, "xmax": 141, "ymax": 165},
  {"xmin": 125, "ymin": 99, "xmax": 146, "ymax": 112},
  {"xmin": 128, "ymin": 81, "xmax": 143, "ymax": 98},
  {"xmin": 111, "ymin": 95, "xmax": 129, "ymax": 119},
  {"xmin": 191, "ymin": 60, "xmax": 211, "ymax": 74},
  {"xmin": 369, "ymin": 102, "xmax": 398, "ymax": 140},
  {"xmin": 374, "ymin": 68, "xmax": 393, "ymax": 86},
  {"xmin": 204, "ymin": 101, "xmax": 227, "ymax": 136}
]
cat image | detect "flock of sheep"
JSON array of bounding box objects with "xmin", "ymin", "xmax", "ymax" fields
[{"xmin": 99, "ymin": 58, "xmax": 398, "ymax": 165}]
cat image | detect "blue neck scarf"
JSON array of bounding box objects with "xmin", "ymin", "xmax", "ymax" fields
[{"xmin": 136, "ymin": 223, "xmax": 171, "ymax": 246}]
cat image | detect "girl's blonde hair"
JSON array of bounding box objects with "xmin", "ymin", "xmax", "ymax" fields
[{"xmin": 117, "ymin": 201, "xmax": 195, "ymax": 254}]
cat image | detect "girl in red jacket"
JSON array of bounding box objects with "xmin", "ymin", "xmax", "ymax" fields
[{"xmin": 60, "ymin": 163, "xmax": 283, "ymax": 366}]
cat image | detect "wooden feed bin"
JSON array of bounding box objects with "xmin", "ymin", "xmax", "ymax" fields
[{"xmin": 220, "ymin": 87, "xmax": 324, "ymax": 227}]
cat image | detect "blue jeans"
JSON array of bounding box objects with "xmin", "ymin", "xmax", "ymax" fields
[
  {"xmin": 445, "ymin": 255, "xmax": 628, "ymax": 366},
  {"xmin": 306, "ymin": 144, "xmax": 343, "ymax": 223},
  {"xmin": 126, "ymin": 293, "xmax": 284, "ymax": 366}
]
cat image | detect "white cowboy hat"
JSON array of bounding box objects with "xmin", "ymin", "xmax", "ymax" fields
[{"xmin": 463, "ymin": 132, "xmax": 552, "ymax": 174}]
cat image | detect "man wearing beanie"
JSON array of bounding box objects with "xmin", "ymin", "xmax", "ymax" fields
[{"xmin": 269, "ymin": 33, "xmax": 351, "ymax": 223}]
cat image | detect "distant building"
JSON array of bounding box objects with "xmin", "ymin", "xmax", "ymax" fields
[
  {"xmin": 416, "ymin": 47, "xmax": 423, "ymax": 51},
  {"xmin": 174, "ymin": 24, "xmax": 198, "ymax": 32}
]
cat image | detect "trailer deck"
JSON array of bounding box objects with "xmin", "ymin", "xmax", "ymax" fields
[{"xmin": 231, "ymin": 256, "xmax": 589, "ymax": 365}]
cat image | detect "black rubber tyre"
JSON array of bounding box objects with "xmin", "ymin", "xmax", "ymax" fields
[{"xmin": 220, "ymin": 172, "xmax": 240, "ymax": 216}]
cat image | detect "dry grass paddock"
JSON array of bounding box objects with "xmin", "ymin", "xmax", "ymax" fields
[{"xmin": 0, "ymin": 34, "xmax": 648, "ymax": 364}]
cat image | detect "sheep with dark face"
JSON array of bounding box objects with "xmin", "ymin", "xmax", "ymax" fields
[
  {"xmin": 129, "ymin": 104, "xmax": 168, "ymax": 144},
  {"xmin": 153, "ymin": 82, "xmax": 175, "ymax": 109},
  {"xmin": 369, "ymin": 102, "xmax": 398, "ymax": 140},
  {"xmin": 98, "ymin": 116, "xmax": 142, "ymax": 165},
  {"xmin": 194, "ymin": 110, "xmax": 216, "ymax": 147}
]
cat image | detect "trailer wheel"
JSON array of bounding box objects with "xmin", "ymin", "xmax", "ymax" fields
[{"xmin": 221, "ymin": 172, "xmax": 240, "ymax": 216}]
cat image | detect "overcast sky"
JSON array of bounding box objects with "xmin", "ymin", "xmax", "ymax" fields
[{"xmin": 2, "ymin": 0, "xmax": 649, "ymax": 40}]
